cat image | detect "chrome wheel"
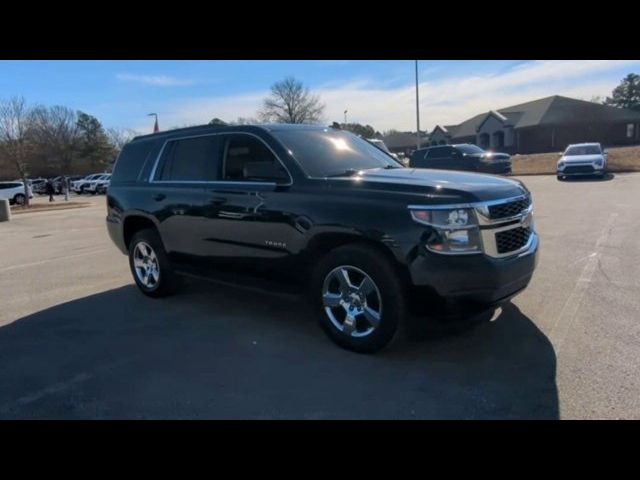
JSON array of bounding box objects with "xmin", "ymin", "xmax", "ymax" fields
[
  {"xmin": 322, "ymin": 265, "xmax": 382, "ymax": 338},
  {"xmin": 133, "ymin": 241, "xmax": 160, "ymax": 289}
]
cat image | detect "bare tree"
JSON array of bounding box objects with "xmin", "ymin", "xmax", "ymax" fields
[
  {"xmin": 0, "ymin": 97, "xmax": 34, "ymax": 205},
  {"xmin": 30, "ymin": 105, "xmax": 80, "ymax": 173},
  {"xmin": 230, "ymin": 116, "xmax": 261, "ymax": 125},
  {"xmin": 106, "ymin": 127, "xmax": 136, "ymax": 156},
  {"xmin": 259, "ymin": 77, "xmax": 325, "ymax": 124}
]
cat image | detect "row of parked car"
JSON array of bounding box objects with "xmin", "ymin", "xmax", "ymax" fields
[
  {"xmin": 71, "ymin": 173, "xmax": 112, "ymax": 194},
  {"xmin": 404, "ymin": 142, "xmax": 608, "ymax": 180},
  {"xmin": 29, "ymin": 173, "xmax": 112, "ymax": 195},
  {"xmin": 0, "ymin": 172, "xmax": 112, "ymax": 205}
]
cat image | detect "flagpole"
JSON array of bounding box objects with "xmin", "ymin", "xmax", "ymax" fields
[{"xmin": 148, "ymin": 113, "xmax": 159, "ymax": 133}]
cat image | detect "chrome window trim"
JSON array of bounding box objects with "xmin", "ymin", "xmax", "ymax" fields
[
  {"xmin": 149, "ymin": 180, "xmax": 278, "ymax": 187},
  {"xmin": 147, "ymin": 131, "xmax": 293, "ymax": 186}
]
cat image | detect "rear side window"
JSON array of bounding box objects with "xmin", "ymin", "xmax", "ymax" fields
[
  {"xmin": 410, "ymin": 149, "xmax": 428, "ymax": 167},
  {"xmin": 111, "ymin": 139, "xmax": 155, "ymax": 182},
  {"xmin": 155, "ymin": 136, "xmax": 220, "ymax": 182},
  {"xmin": 430, "ymin": 147, "xmax": 450, "ymax": 157}
]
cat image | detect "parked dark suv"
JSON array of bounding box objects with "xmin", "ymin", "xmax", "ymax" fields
[
  {"xmin": 107, "ymin": 124, "xmax": 538, "ymax": 352},
  {"xmin": 410, "ymin": 144, "xmax": 512, "ymax": 175}
]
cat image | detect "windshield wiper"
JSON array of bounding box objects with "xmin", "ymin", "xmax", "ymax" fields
[
  {"xmin": 325, "ymin": 169, "xmax": 362, "ymax": 178},
  {"xmin": 325, "ymin": 165, "xmax": 402, "ymax": 178}
]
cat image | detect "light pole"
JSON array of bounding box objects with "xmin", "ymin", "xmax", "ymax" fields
[
  {"xmin": 415, "ymin": 60, "xmax": 421, "ymax": 150},
  {"xmin": 344, "ymin": 109, "xmax": 348, "ymax": 125}
]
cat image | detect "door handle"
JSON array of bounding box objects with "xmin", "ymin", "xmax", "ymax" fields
[{"xmin": 153, "ymin": 193, "xmax": 166, "ymax": 202}]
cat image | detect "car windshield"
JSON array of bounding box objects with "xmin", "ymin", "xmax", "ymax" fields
[
  {"xmin": 455, "ymin": 144, "xmax": 485, "ymax": 154},
  {"xmin": 565, "ymin": 145, "xmax": 601, "ymax": 156},
  {"xmin": 272, "ymin": 128, "xmax": 403, "ymax": 177}
]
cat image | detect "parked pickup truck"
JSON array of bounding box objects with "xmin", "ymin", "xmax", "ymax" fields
[{"xmin": 106, "ymin": 124, "xmax": 538, "ymax": 352}]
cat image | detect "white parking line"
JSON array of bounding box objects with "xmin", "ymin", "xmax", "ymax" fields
[
  {"xmin": 549, "ymin": 213, "xmax": 618, "ymax": 353},
  {"xmin": 0, "ymin": 248, "xmax": 109, "ymax": 273}
]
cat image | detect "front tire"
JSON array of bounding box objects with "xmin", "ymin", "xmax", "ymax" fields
[
  {"xmin": 311, "ymin": 244, "xmax": 406, "ymax": 353},
  {"xmin": 128, "ymin": 228, "xmax": 180, "ymax": 298},
  {"xmin": 556, "ymin": 174, "xmax": 564, "ymax": 181},
  {"xmin": 13, "ymin": 193, "xmax": 25, "ymax": 205}
]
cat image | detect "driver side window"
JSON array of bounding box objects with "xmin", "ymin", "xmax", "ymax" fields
[{"xmin": 221, "ymin": 134, "xmax": 290, "ymax": 183}]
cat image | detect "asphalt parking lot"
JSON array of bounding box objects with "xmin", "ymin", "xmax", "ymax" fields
[{"xmin": 1, "ymin": 174, "xmax": 639, "ymax": 419}]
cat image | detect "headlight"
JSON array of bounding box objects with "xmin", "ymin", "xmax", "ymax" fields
[
  {"xmin": 594, "ymin": 159, "xmax": 603, "ymax": 167},
  {"xmin": 558, "ymin": 161, "xmax": 565, "ymax": 169},
  {"xmin": 410, "ymin": 207, "xmax": 483, "ymax": 254}
]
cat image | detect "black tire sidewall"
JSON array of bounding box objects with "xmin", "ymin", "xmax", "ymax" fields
[{"xmin": 311, "ymin": 244, "xmax": 405, "ymax": 353}]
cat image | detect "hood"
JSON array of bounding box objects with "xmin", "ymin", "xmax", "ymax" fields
[
  {"xmin": 339, "ymin": 167, "xmax": 528, "ymax": 203},
  {"xmin": 560, "ymin": 154, "xmax": 603, "ymax": 163}
]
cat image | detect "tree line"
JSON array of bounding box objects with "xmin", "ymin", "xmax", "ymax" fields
[{"xmin": 0, "ymin": 96, "xmax": 135, "ymax": 185}]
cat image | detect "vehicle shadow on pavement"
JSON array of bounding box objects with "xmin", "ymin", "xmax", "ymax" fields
[
  {"xmin": 560, "ymin": 172, "xmax": 615, "ymax": 182},
  {"xmin": 0, "ymin": 281, "xmax": 558, "ymax": 419}
]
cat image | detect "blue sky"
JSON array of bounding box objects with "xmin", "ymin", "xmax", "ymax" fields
[{"xmin": 1, "ymin": 60, "xmax": 638, "ymax": 134}]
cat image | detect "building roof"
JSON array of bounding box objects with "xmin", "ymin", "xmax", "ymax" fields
[
  {"xmin": 435, "ymin": 95, "xmax": 640, "ymax": 140},
  {"xmin": 382, "ymin": 131, "xmax": 423, "ymax": 149}
]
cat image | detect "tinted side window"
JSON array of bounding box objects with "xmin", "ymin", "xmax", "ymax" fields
[
  {"xmin": 111, "ymin": 139, "xmax": 155, "ymax": 182},
  {"xmin": 221, "ymin": 134, "xmax": 289, "ymax": 183},
  {"xmin": 156, "ymin": 136, "xmax": 220, "ymax": 182},
  {"xmin": 434, "ymin": 147, "xmax": 455, "ymax": 158},
  {"xmin": 427, "ymin": 147, "xmax": 443, "ymax": 158}
]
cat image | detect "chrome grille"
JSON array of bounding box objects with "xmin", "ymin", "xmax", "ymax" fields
[
  {"xmin": 495, "ymin": 227, "xmax": 532, "ymax": 254},
  {"xmin": 488, "ymin": 196, "xmax": 531, "ymax": 220}
]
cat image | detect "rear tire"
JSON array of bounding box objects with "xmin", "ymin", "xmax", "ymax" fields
[
  {"xmin": 128, "ymin": 228, "xmax": 180, "ymax": 298},
  {"xmin": 311, "ymin": 243, "xmax": 406, "ymax": 353}
]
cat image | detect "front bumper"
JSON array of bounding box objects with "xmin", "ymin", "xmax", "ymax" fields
[
  {"xmin": 557, "ymin": 163, "xmax": 604, "ymax": 176},
  {"xmin": 407, "ymin": 232, "xmax": 538, "ymax": 306},
  {"xmin": 480, "ymin": 163, "xmax": 512, "ymax": 175}
]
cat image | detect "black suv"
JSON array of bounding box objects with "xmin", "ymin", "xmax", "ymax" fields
[
  {"xmin": 410, "ymin": 144, "xmax": 512, "ymax": 175},
  {"xmin": 107, "ymin": 124, "xmax": 537, "ymax": 352}
]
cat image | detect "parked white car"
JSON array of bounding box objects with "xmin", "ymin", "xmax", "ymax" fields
[
  {"xmin": 557, "ymin": 143, "xmax": 608, "ymax": 180},
  {"xmin": 90, "ymin": 174, "xmax": 111, "ymax": 194},
  {"xmin": 367, "ymin": 138, "xmax": 401, "ymax": 162},
  {"xmin": 0, "ymin": 181, "xmax": 34, "ymax": 205},
  {"xmin": 72, "ymin": 173, "xmax": 108, "ymax": 194}
]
